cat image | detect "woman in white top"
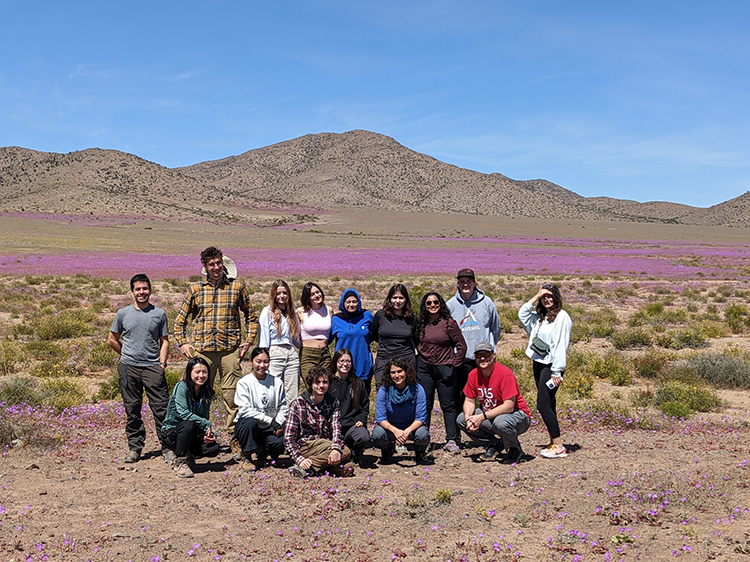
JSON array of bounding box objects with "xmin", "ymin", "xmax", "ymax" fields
[
  {"xmin": 259, "ymin": 280, "xmax": 301, "ymax": 402},
  {"xmin": 518, "ymin": 283, "xmax": 572, "ymax": 459},
  {"xmin": 296, "ymin": 282, "xmax": 332, "ymax": 388},
  {"xmin": 233, "ymin": 347, "xmax": 287, "ymax": 471}
]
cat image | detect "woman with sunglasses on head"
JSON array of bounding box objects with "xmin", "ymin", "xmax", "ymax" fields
[
  {"xmin": 297, "ymin": 282, "xmax": 332, "ymax": 386},
  {"xmin": 519, "ymin": 283, "xmax": 572, "ymax": 459},
  {"xmin": 415, "ymin": 292, "xmax": 467, "ymax": 452},
  {"xmin": 259, "ymin": 280, "xmax": 302, "ymax": 402},
  {"xmin": 327, "ymin": 348, "xmax": 371, "ymax": 466},
  {"xmin": 370, "ymin": 284, "xmax": 417, "ymax": 389}
]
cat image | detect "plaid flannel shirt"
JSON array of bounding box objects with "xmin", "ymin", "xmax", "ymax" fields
[
  {"xmin": 283, "ymin": 392, "xmax": 343, "ymax": 465},
  {"xmin": 174, "ymin": 277, "xmax": 258, "ymax": 352}
]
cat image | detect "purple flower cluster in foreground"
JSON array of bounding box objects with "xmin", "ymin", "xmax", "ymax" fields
[{"xmin": 1, "ymin": 236, "xmax": 747, "ymax": 279}]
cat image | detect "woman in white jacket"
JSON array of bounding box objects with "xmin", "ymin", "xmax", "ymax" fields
[
  {"xmin": 518, "ymin": 283, "xmax": 572, "ymax": 459},
  {"xmin": 234, "ymin": 347, "xmax": 288, "ymax": 471}
]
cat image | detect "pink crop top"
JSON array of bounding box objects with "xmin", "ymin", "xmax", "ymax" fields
[{"xmin": 299, "ymin": 305, "xmax": 332, "ymax": 341}]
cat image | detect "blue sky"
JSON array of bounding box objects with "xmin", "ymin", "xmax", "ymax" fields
[{"xmin": 2, "ymin": 1, "xmax": 749, "ymax": 207}]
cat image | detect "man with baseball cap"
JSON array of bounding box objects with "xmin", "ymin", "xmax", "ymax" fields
[
  {"xmin": 457, "ymin": 341, "xmax": 530, "ymax": 464},
  {"xmin": 447, "ymin": 268, "xmax": 502, "ymax": 418}
]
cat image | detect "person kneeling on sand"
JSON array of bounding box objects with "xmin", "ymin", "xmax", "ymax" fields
[
  {"xmin": 457, "ymin": 342, "xmax": 531, "ymax": 465},
  {"xmin": 234, "ymin": 347, "xmax": 287, "ymax": 471},
  {"xmin": 283, "ymin": 366, "xmax": 354, "ymax": 478},
  {"xmin": 161, "ymin": 357, "xmax": 220, "ymax": 478}
]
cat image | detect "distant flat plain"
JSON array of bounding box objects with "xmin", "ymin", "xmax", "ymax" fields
[{"xmin": 4, "ymin": 209, "xmax": 749, "ymax": 256}]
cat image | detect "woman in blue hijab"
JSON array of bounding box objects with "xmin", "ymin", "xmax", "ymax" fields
[{"xmin": 330, "ymin": 289, "xmax": 374, "ymax": 395}]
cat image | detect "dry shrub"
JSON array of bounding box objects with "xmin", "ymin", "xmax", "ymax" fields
[
  {"xmin": 671, "ymin": 351, "xmax": 750, "ymax": 390},
  {"xmin": 610, "ymin": 327, "xmax": 652, "ymax": 350},
  {"xmin": 34, "ymin": 309, "xmax": 97, "ymax": 340},
  {"xmin": 631, "ymin": 348, "xmax": 672, "ymax": 379},
  {"xmin": 654, "ymin": 380, "xmax": 724, "ymax": 414}
]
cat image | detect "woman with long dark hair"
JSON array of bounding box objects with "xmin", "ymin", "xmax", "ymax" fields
[
  {"xmin": 259, "ymin": 280, "xmax": 301, "ymax": 401},
  {"xmin": 519, "ymin": 283, "xmax": 572, "ymax": 459},
  {"xmin": 370, "ymin": 283, "xmax": 417, "ymax": 389},
  {"xmin": 327, "ymin": 348, "xmax": 371, "ymax": 465},
  {"xmin": 415, "ymin": 291, "xmax": 467, "ymax": 452},
  {"xmin": 234, "ymin": 347, "xmax": 287, "ymax": 471},
  {"xmin": 161, "ymin": 357, "xmax": 219, "ymax": 478},
  {"xmin": 372, "ymin": 356, "xmax": 432, "ymax": 465},
  {"xmin": 297, "ymin": 282, "xmax": 332, "ymax": 385}
]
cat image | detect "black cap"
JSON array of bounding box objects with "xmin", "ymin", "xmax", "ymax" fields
[{"xmin": 457, "ymin": 268, "xmax": 476, "ymax": 280}]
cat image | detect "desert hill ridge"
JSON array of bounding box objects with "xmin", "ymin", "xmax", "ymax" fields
[{"xmin": 1, "ymin": 130, "xmax": 748, "ymax": 227}]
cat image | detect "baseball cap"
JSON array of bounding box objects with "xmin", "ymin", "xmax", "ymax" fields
[
  {"xmin": 474, "ymin": 341, "xmax": 494, "ymax": 355},
  {"xmin": 456, "ymin": 268, "xmax": 476, "ymax": 280}
]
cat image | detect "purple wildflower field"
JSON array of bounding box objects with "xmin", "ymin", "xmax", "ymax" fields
[{"xmin": 2, "ymin": 236, "xmax": 748, "ymax": 279}]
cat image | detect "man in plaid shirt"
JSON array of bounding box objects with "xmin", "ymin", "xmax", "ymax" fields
[
  {"xmin": 284, "ymin": 366, "xmax": 355, "ymax": 477},
  {"xmin": 174, "ymin": 247, "xmax": 258, "ymax": 448}
]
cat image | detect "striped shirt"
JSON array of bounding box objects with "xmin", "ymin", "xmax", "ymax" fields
[{"xmin": 174, "ymin": 277, "xmax": 258, "ymax": 352}]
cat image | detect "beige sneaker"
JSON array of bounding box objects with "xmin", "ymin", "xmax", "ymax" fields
[
  {"xmin": 172, "ymin": 457, "xmax": 194, "ymax": 478},
  {"xmin": 240, "ymin": 453, "xmax": 256, "ymax": 472}
]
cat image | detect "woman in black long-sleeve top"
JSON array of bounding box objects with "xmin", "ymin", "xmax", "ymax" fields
[{"xmin": 370, "ymin": 283, "xmax": 417, "ymax": 389}]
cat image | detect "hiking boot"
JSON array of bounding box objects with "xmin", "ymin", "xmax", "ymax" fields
[
  {"xmin": 161, "ymin": 448, "xmax": 176, "ymax": 465},
  {"xmin": 289, "ymin": 465, "xmax": 308, "ymax": 478},
  {"xmin": 230, "ymin": 438, "xmax": 242, "ymax": 462},
  {"xmin": 479, "ymin": 446, "xmax": 499, "ymax": 462},
  {"xmin": 173, "ymin": 457, "xmax": 194, "ymax": 478},
  {"xmin": 503, "ymin": 447, "xmax": 524, "ymax": 465},
  {"xmin": 333, "ymin": 460, "xmax": 355, "ymax": 477},
  {"xmin": 540, "ymin": 445, "xmax": 568, "ymax": 459},
  {"xmin": 124, "ymin": 449, "xmax": 141, "ymax": 463},
  {"xmin": 240, "ymin": 452, "xmax": 256, "ymax": 472},
  {"xmin": 415, "ymin": 450, "xmax": 434, "ymax": 465},
  {"xmin": 255, "ymin": 441, "xmax": 267, "ymax": 465}
]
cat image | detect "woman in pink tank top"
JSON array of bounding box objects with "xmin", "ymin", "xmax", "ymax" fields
[{"xmin": 296, "ymin": 282, "xmax": 332, "ymax": 388}]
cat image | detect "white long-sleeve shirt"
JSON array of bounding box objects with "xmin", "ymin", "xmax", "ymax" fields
[
  {"xmin": 233, "ymin": 372, "xmax": 288, "ymax": 427},
  {"xmin": 259, "ymin": 306, "xmax": 300, "ymax": 347},
  {"xmin": 518, "ymin": 300, "xmax": 572, "ymax": 376}
]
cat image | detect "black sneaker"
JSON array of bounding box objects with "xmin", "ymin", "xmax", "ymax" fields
[
  {"xmin": 256, "ymin": 441, "xmax": 268, "ymax": 465},
  {"xmin": 479, "ymin": 447, "xmax": 499, "ymax": 462},
  {"xmin": 503, "ymin": 447, "xmax": 523, "ymax": 464},
  {"xmin": 415, "ymin": 450, "xmax": 434, "ymax": 465}
]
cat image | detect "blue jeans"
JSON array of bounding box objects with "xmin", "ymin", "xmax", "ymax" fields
[{"xmin": 371, "ymin": 424, "xmax": 430, "ymax": 453}]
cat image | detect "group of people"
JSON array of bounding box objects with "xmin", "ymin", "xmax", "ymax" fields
[{"xmin": 108, "ymin": 247, "xmax": 572, "ymax": 479}]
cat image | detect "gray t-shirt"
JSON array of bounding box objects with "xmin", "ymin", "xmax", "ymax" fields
[{"xmin": 110, "ymin": 304, "xmax": 169, "ymax": 367}]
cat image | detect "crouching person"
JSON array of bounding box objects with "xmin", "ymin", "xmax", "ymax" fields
[
  {"xmin": 161, "ymin": 357, "xmax": 220, "ymax": 478},
  {"xmin": 234, "ymin": 347, "xmax": 287, "ymax": 471},
  {"xmin": 283, "ymin": 366, "xmax": 354, "ymax": 478},
  {"xmin": 372, "ymin": 357, "xmax": 432, "ymax": 465},
  {"xmin": 457, "ymin": 342, "xmax": 531, "ymax": 465}
]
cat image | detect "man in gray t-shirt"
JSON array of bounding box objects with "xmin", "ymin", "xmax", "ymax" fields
[{"xmin": 108, "ymin": 274, "xmax": 170, "ymax": 463}]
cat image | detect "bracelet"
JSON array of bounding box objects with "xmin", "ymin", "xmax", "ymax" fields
[{"xmin": 482, "ymin": 411, "xmax": 488, "ymax": 420}]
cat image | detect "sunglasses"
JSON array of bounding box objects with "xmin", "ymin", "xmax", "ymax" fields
[{"xmin": 425, "ymin": 300, "xmax": 440, "ymax": 306}]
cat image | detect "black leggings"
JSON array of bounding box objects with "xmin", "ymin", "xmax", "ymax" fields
[
  {"xmin": 533, "ymin": 361, "xmax": 561, "ymax": 439},
  {"xmin": 163, "ymin": 420, "xmax": 220, "ymax": 458}
]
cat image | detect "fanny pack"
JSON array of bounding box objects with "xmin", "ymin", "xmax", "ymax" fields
[{"xmin": 530, "ymin": 336, "xmax": 550, "ymax": 357}]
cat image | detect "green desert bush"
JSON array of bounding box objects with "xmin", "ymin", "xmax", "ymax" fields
[
  {"xmin": 654, "ymin": 380, "xmax": 724, "ymax": 414},
  {"xmin": 569, "ymin": 306, "xmax": 618, "ymax": 343},
  {"xmin": 38, "ymin": 378, "xmax": 87, "ymax": 410},
  {"xmin": 670, "ymin": 352, "xmax": 750, "ymax": 389},
  {"xmin": 725, "ymin": 304, "xmax": 750, "ymax": 334},
  {"xmin": 496, "ymin": 305, "xmax": 520, "ymax": 334},
  {"xmin": 30, "ymin": 360, "xmax": 81, "ymax": 378},
  {"xmin": 560, "ymin": 369, "xmax": 595, "ymax": 399},
  {"xmin": 586, "ymin": 351, "xmax": 633, "ymax": 386},
  {"xmin": 610, "ymin": 327, "xmax": 652, "ymax": 349},
  {"xmin": 0, "ymin": 375, "xmax": 40, "ymax": 405},
  {"xmin": 631, "ymin": 348, "xmax": 673, "ymax": 379},
  {"xmin": 86, "ymin": 342, "xmax": 118, "ymax": 368},
  {"xmin": 24, "ymin": 340, "xmax": 68, "ymax": 362},
  {"xmin": 658, "ymin": 401, "xmax": 693, "ymax": 418},
  {"xmin": 34, "ymin": 309, "xmax": 97, "ymax": 340},
  {"xmin": 0, "ymin": 339, "xmax": 26, "ymax": 376},
  {"xmin": 654, "ymin": 323, "xmax": 719, "ymax": 350}
]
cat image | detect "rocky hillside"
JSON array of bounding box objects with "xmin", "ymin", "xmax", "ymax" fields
[{"xmin": 1, "ymin": 130, "xmax": 747, "ymax": 226}]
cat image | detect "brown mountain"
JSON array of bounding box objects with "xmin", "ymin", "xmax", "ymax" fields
[{"xmin": 1, "ymin": 130, "xmax": 746, "ymax": 226}]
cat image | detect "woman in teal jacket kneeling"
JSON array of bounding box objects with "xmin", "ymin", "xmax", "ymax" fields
[{"xmin": 162, "ymin": 357, "xmax": 220, "ymax": 478}]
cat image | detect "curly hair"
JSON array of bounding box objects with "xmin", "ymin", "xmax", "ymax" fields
[
  {"xmin": 536, "ymin": 283, "xmax": 563, "ymax": 323},
  {"xmin": 416, "ymin": 291, "xmax": 451, "ymax": 339},
  {"xmin": 305, "ymin": 365, "xmax": 331, "ymax": 392},
  {"xmin": 381, "ymin": 283, "xmax": 413, "ymax": 318},
  {"xmin": 269, "ymin": 279, "xmax": 300, "ymax": 341},
  {"xmin": 381, "ymin": 356, "xmax": 418, "ymax": 389},
  {"xmin": 200, "ymin": 246, "xmax": 223, "ymax": 266}
]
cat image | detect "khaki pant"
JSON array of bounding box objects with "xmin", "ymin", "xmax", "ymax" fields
[
  {"xmin": 299, "ymin": 346, "xmax": 332, "ymax": 390},
  {"xmin": 299, "ymin": 438, "xmax": 353, "ymax": 475},
  {"xmin": 195, "ymin": 347, "xmax": 243, "ymax": 434}
]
